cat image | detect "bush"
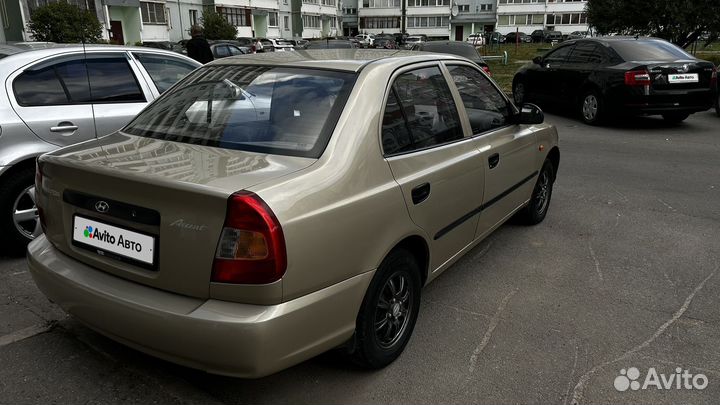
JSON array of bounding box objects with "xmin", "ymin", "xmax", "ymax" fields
[
  {"xmin": 27, "ymin": 2, "xmax": 102, "ymax": 43},
  {"xmin": 201, "ymin": 11, "xmax": 237, "ymax": 40}
]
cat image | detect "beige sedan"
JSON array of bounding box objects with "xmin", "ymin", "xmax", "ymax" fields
[{"xmin": 28, "ymin": 50, "xmax": 559, "ymax": 377}]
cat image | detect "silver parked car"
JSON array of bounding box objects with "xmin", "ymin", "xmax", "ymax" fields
[{"xmin": 0, "ymin": 44, "xmax": 201, "ymax": 254}]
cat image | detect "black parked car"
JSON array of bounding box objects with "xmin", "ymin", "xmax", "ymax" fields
[
  {"xmin": 531, "ymin": 30, "xmax": 563, "ymax": 43},
  {"xmin": 506, "ymin": 32, "xmax": 531, "ymax": 43},
  {"xmin": 410, "ymin": 41, "xmax": 491, "ymax": 75},
  {"xmin": 512, "ymin": 37, "xmax": 718, "ymax": 125}
]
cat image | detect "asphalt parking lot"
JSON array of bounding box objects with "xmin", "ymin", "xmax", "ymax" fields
[{"xmin": 1, "ymin": 110, "xmax": 719, "ymax": 405}]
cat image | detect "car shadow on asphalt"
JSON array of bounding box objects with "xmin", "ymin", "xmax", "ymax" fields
[{"xmin": 539, "ymin": 104, "xmax": 699, "ymax": 131}]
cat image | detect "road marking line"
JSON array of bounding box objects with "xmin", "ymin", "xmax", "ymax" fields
[
  {"xmin": 0, "ymin": 322, "xmax": 55, "ymax": 348},
  {"xmin": 569, "ymin": 266, "xmax": 718, "ymax": 405},
  {"xmin": 467, "ymin": 289, "xmax": 517, "ymax": 376},
  {"xmin": 588, "ymin": 243, "xmax": 604, "ymax": 282}
]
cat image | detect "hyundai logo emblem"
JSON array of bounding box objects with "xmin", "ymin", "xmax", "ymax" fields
[{"xmin": 94, "ymin": 201, "xmax": 110, "ymax": 213}]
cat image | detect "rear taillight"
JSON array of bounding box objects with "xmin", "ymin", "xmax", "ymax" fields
[
  {"xmin": 482, "ymin": 66, "xmax": 492, "ymax": 76},
  {"xmin": 625, "ymin": 69, "xmax": 651, "ymax": 86},
  {"xmin": 211, "ymin": 191, "xmax": 286, "ymax": 284},
  {"xmin": 251, "ymin": 45, "xmax": 256, "ymax": 53},
  {"xmin": 711, "ymin": 66, "xmax": 717, "ymax": 88}
]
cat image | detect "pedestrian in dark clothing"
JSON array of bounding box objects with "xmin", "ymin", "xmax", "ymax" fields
[{"xmin": 186, "ymin": 26, "xmax": 214, "ymax": 64}]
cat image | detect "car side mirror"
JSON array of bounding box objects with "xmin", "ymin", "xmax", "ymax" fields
[
  {"xmin": 519, "ymin": 103, "xmax": 544, "ymax": 125},
  {"xmin": 532, "ymin": 56, "xmax": 543, "ymax": 65}
]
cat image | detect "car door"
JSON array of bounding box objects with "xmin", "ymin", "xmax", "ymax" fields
[
  {"xmin": 382, "ymin": 63, "xmax": 485, "ymax": 270},
  {"xmin": 530, "ymin": 44, "xmax": 575, "ymax": 103},
  {"xmin": 85, "ymin": 52, "xmax": 154, "ymax": 136},
  {"xmin": 561, "ymin": 42, "xmax": 603, "ymax": 105},
  {"xmin": 8, "ymin": 54, "xmax": 96, "ymax": 147},
  {"xmin": 443, "ymin": 63, "xmax": 539, "ymax": 238}
]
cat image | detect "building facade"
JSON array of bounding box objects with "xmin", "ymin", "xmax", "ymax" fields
[
  {"xmin": 449, "ymin": 0, "xmax": 496, "ymax": 41},
  {"xmin": 341, "ymin": 0, "xmax": 358, "ymax": 36},
  {"xmin": 496, "ymin": 0, "xmax": 589, "ymax": 36}
]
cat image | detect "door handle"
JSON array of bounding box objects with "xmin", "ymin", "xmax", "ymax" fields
[
  {"xmin": 411, "ymin": 183, "xmax": 431, "ymax": 205},
  {"xmin": 50, "ymin": 123, "xmax": 78, "ymax": 133},
  {"xmin": 488, "ymin": 153, "xmax": 500, "ymax": 169}
]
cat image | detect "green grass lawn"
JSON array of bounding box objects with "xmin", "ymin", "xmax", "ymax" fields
[{"xmin": 478, "ymin": 41, "xmax": 720, "ymax": 94}]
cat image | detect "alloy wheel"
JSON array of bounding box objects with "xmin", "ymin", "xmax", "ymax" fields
[
  {"xmin": 534, "ymin": 169, "xmax": 550, "ymax": 215},
  {"xmin": 582, "ymin": 94, "xmax": 598, "ymax": 121},
  {"xmin": 374, "ymin": 271, "xmax": 413, "ymax": 350},
  {"xmin": 12, "ymin": 185, "xmax": 41, "ymax": 239}
]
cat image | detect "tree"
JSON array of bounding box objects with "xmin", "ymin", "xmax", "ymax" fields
[
  {"xmin": 586, "ymin": 0, "xmax": 720, "ymax": 48},
  {"xmin": 201, "ymin": 11, "xmax": 238, "ymax": 40},
  {"xmin": 27, "ymin": 1, "xmax": 102, "ymax": 43}
]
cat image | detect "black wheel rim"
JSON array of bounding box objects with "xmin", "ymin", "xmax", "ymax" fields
[
  {"xmin": 373, "ymin": 271, "xmax": 413, "ymax": 350},
  {"xmin": 533, "ymin": 169, "xmax": 550, "ymax": 215}
]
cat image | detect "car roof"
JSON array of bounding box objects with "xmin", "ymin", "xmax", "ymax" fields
[
  {"xmin": 209, "ymin": 49, "xmax": 468, "ymax": 72},
  {"xmin": 0, "ymin": 44, "xmax": 197, "ymax": 71}
]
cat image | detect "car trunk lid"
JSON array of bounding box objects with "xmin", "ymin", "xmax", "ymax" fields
[{"xmin": 37, "ymin": 132, "xmax": 314, "ymax": 299}]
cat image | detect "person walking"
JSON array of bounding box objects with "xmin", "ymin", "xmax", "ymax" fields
[{"xmin": 186, "ymin": 25, "xmax": 214, "ymax": 64}]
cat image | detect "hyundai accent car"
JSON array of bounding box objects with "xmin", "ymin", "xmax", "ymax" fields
[
  {"xmin": 0, "ymin": 45, "xmax": 200, "ymax": 255},
  {"xmin": 512, "ymin": 37, "xmax": 718, "ymax": 125},
  {"xmin": 28, "ymin": 49, "xmax": 559, "ymax": 378}
]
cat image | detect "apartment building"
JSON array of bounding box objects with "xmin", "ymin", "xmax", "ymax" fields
[
  {"xmin": 496, "ymin": 0, "xmax": 589, "ymax": 36},
  {"xmin": 341, "ymin": 0, "xmax": 359, "ymax": 36},
  {"xmin": 356, "ymin": 0, "xmax": 451, "ymax": 39},
  {"xmin": 1, "ymin": 0, "xmax": 338, "ymax": 44},
  {"xmin": 450, "ymin": 0, "xmax": 496, "ymax": 41}
]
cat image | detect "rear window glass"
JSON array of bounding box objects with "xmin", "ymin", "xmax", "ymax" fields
[
  {"xmin": 123, "ymin": 65, "xmax": 356, "ymax": 158},
  {"xmin": 611, "ymin": 40, "xmax": 693, "ymax": 61}
]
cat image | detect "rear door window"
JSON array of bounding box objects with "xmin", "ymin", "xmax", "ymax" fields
[
  {"xmin": 381, "ymin": 66, "xmax": 463, "ymax": 155},
  {"xmin": 567, "ymin": 42, "xmax": 603, "ymax": 64},
  {"xmin": 445, "ymin": 64, "xmax": 511, "ymax": 134},
  {"xmin": 123, "ymin": 65, "xmax": 356, "ymax": 158}
]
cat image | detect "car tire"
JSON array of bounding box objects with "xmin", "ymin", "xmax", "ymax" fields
[
  {"xmin": 350, "ymin": 248, "xmax": 421, "ymax": 369},
  {"xmin": 517, "ymin": 159, "xmax": 555, "ymax": 225},
  {"xmin": 579, "ymin": 90, "xmax": 605, "ymax": 125},
  {"xmin": 661, "ymin": 112, "xmax": 690, "ymax": 123},
  {"xmin": 0, "ymin": 166, "xmax": 41, "ymax": 256},
  {"xmin": 513, "ymin": 80, "xmax": 527, "ymax": 105}
]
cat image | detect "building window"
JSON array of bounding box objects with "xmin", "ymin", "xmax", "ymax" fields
[
  {"xmin": 216, "ymin": 7, "xmax": 250, "ymax": 26},
  {"xmin": 303, "ymin": 0, "xmax": 319, "ymax": 4},
  {"xmin": 499, "ymin": 0, "xmax": 545, "ymax": 3},
  {"xmin": 360, "ymin": 17, "xmax": 400, "ymax": 29},
  {"xmin": 302, "ymin": 14, "xmax": 321, "ymax": 29},
  {"xmin": 406, "ymin": 16, "xmax": 449, "ymax": 28},
  {"xmin": 189, "ymin": 9, "xmax": 198, "ymax": 26},
  {"xmin": 546, "ymin": 13, "xmax": 587, "ymax": 25},
  {"xmin": 368, "ymin": 0, "xmax": 400, "ymax": 7},
  {"xmin": 269, "ymin": 12, "xmax": 278, "ymax": 27},
  {"xmin": 343, "ymin": 8, "xmax": 357, "ymax": 14},
  {"xmin": 322, "ymin": 0, "xmax": 336, "ymax": 5},
  {"xmin": 458, "ymin": 4, "xmax": 469, "ymax": 12},
  {"xmin": 498, "ymin": 14, "xmax": 544, "ymax": 26},
  {"xmin": 480, "ymin": 4, "xmax": 492, "ymax": 11},
  {"xmin": 284, "ymin": 15, "xmax": 290, "ymax": 30},
  {"xmin": 141, "ymin": 2, "xmax": 166, "ymax": 24},
  {"xmin": 29, "ymin": 0, "xmax": 97, "ymax": 15},
  {"xmin": 410, "ymin": 0, "xmax": 449, "ymax": 6}
]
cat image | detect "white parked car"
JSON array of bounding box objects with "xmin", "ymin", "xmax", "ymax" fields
[
  {"xmin": 355, "ymin": 34, "xmax": 375, "ymax": 48},
  {"xmin": 466, "ymin": 33, "xmax": 486, "ymax": 46}
]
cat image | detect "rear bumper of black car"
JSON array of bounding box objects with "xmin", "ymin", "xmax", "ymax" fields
[{"xmin": 609, "ymin": 88, "xmax": 715, "ymax": 116}]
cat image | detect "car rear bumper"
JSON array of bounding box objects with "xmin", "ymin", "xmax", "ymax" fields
[
  {"xmin": 614, "ymin": 89, "xmax": 715, "ymax": 115},
  {"xmin": 27, "ymin": 235, "xmax": 374, "ymax": 378}
]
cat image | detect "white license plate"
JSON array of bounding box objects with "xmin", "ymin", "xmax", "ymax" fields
[
  {"xmin": 73, "ymin": 216, "xmax": 155, "ymax": 265},
  {"xmin": 668, "ymin": 73, "xmax": 699, "ymax": 83}
]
